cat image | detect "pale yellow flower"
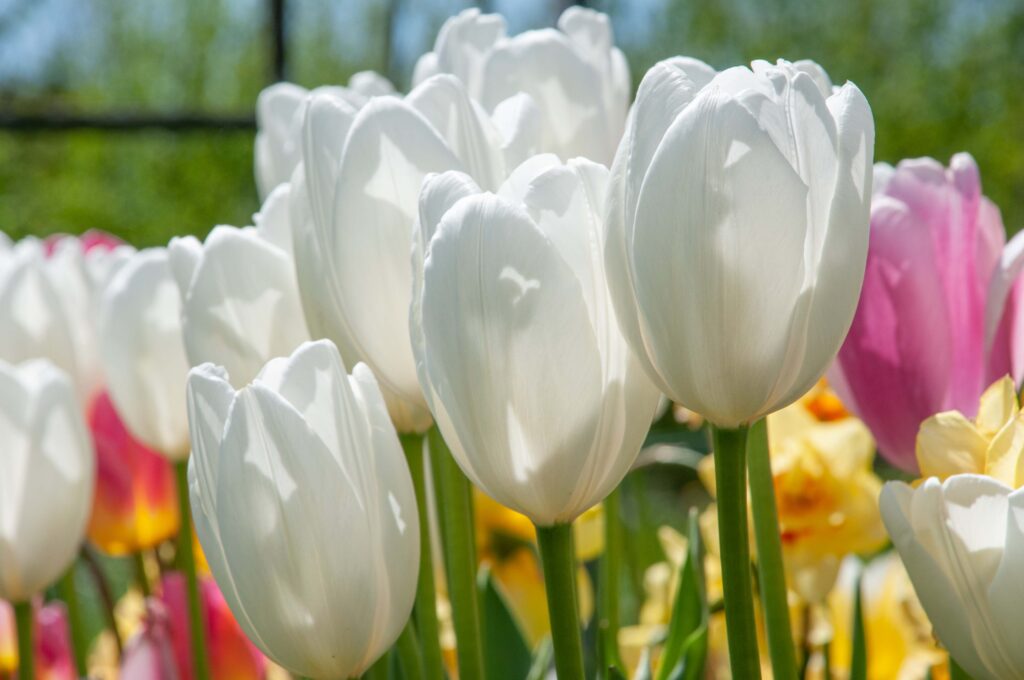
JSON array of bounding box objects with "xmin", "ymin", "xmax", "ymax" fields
[{"xmin": 916, "ymin": 375, "xmax": 1024, "ymax": 486}]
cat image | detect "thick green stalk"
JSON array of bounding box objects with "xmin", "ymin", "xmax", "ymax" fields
[
  {"xmin": 710, "ymin": 424, "xmax": 762, "ymax": 679},
  {"xmin": 428, "ymin": 427, "xmax": 485, "ymax": 680},
  {"xmin": 747, "ymin": 419, "xmax": 797, "ymax": 679},
  {"xmin": 14, "ymin": 601, "xmax": 33, "ymax": 680},
  {"xmin": 394, "ymin": 620, "xmax": 426, "ymax": 680},
  {"xmin": 598, "ymin": 488, "xmax": 625, "ymax": 674},
  {"xmin": 133, "ymin": 550, "xmax": 152, "ymax": 598},
  {"xmin": 175, "ymin": 460, "xmax": 211, "ymax": 680},
  {"xmin": 400, "ymin": 433, "xmax": 446, "ymax": 680},
  {"xmin": 60, "ymin": 565, "xmax": 88, "ymax": 676},
  {"xmin": 536, "ymin": 523, "xmax": 585, "ymax": 680}
]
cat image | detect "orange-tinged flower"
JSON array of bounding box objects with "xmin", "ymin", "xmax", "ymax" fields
[
  {"xmin": 86, "ymin": 390, "xmax": 180, "ymax": 556},
  {"xmin": 0, "ymin": 600, "xmax": 76, "ymax": 680}
]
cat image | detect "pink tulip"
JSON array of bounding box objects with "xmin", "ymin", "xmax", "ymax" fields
[
  {"xmin": 833, "ymin": 152, "xmax": 1018, "ymax": 471},
  {"xmin": 0, "ymin": 600, "xmax": 76, "ymax": 680},
  {"xmin": 120, "ymin": 601, "xmax": 179, "ymax": 680},
  {"xmin": 43, "ymin": 229, "xmax": 123, "ymax": 255}
]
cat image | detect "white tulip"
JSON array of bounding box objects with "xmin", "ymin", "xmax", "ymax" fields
[
  {"xmin": 292, "ymin": 73, "xmax": 538, "ymax": 433},
  {"xmin": 98, "ymin": 248, "xmax": 191, "ymax": 459},
  {"xmin": 0, "ymin": 359, "xmax": 94, "ymax": 603},
  {"xmin": 169, "ymin": 185, "xmax": 310, "ymax": 388},
  {"xmin": 187, "ymin": 340, "xmax": 419, "ymax": 679},
  {"xmin": 880, "ymin": 475, "xmax": 1024, "ymax": 680},
  {"xmin": 411, "ymin": 156, "xmax": 661, "ymax": 526},
  {"xmin": 0, "ymin": 235, "xmax": 133, "ymax": 401},
  {"xmin": 604, "ymin": 58, "xmax": 875, "ymax": 427},
  {"xmin": 414, "ymin": 6, "xmax": 630, "ymax": 164},
  {"xmin": 254, "ymin": 72, "xmax": 395, "ymax": 200}
]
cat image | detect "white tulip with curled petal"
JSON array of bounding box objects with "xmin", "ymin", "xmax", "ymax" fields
[
  {"xmin": 413, "ymin": 6, "xmax": 629, "ymax": 164},
  {"xmin": 0, "ymin": 235, "xmax": 133, "ymax": 401},
  {"xmin": 0, "ymin": 359, "xmax": 94, "ymax": 603},
  {"xmin": 604, "ymin": 57, "xmax": 875, "ymax": 427},
  {"xmin": 98, "ymin": 248, "xmax": 191, "ymax": 460},
  {"xmin": 168, "ymin": 184, "xmax": 311, "ymax": 388},
  {"xmin": 186, "ymin": 340, "xmax": 419, "ymax": 679},
  {"xmin": 254, "ymin": 71, "xmax": 396, "ymax": 200},
  {"xmin": 291, "ymin": 73, "xmax": 540, "ymax": 434},
  {"xmin": 880, "ymin": 475, "xmax": 1024, "ymax": 680},
  {"xmin": 410, "ymin": 156, "xmax": 661, "ymax": 526}
]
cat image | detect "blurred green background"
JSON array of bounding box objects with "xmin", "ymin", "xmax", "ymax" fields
[{"xmin": 0, "ymin": 0, "xmax": 1021, "ymax": 247}]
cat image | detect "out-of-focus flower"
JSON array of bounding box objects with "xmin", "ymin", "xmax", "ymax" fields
[
  {"xmin": 161, "ymin": 573, "xmax": 266, "ymax": 680},
  {"xmin": 98, "ymin": 248, "xmax": 191, "ymax": 460},
  {"xmin": 881, "ymin": 475, "xmax": 1024, "ymax": 680},
  {"xmin": 169, "ymin": 184, "xmax": 310, "ymax": 388},
  {"xmin": 292, "ymin": 73, "xmax": 541, "ymax": 433},
  {"xmin": 604, "ymin": 58, "xmax": 874, "ymax": 427},
  {"xmin": 700, "ymin": 382, "xmax": 887, "ymax": 602},
  {"xmin": 0, "ymin": 600, "xmax": 76, "ymax": 680},
  {"xmin": 254, "ymin": 72, "xmax": 394, "ymax": 199},
  {"xmin": 916, "ymin": 375, "xmax": 1024, "ymax": 486},
  {"xmin": 413, "ymin": 6, "xmax": 629, "ymax": 164},
  {"xmin": 86, "ymin": 389, "xmax": 180, "ymax": 555},
  {"xmin": 0, "ymin": 232, "xmax": 131, "ymax": 402},
  {"xmin": 472, "ymin": 491, "xmax": 599, "ymax": 646},
  {"xmin": 412, "ymin": 157, "xmax": 660, "ymax": 525},
  {"xmin": 823, "ymin": 554, "xmax": 945, "ymax": 680},
  {"xmin": 187, "ymin": 340, "xmax": 419, "ymax": 678},
  {"xmin": 119, "ymin": 600, "xmax": 178, "ymax": 680},
  {"xmin": 0, "ymin": 359, "xmax": 94, "ymax": 603},
  {"xmin": 834, "ymin": 153, "xmax": 1016, "ymax": 471}
]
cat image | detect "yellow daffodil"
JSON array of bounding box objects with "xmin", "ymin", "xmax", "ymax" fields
[{"xmin": 916, "ymin": 375, "xmax": 1024, "ymax": 486}]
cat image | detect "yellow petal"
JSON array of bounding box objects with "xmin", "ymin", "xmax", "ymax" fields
[
  {"xmin": 985, "ymin": 413, "xmax": 1024, "ymax": 487},
  {"xmin": 656, "ymin": 526, "xmax": 688, "ymax": 569},
  {"xmin": 915, "ymin": 411, "xmax": 987, "ymax": 479},
  {"xmin": 768, "ymin": 400, "xmax": 819, "ymax": 452},
  {"xmin": 697, "ymin": 454, "xmax": 716, "ymax": 496},
  {"xmin": 573, "ymin": 504, "xmax": 604, "ymax": 562},
  {"xmin": 976, "ymin": 376, "xmax": 1019, "ymax": 438}
]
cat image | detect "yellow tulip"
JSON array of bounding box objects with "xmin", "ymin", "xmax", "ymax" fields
[{"xmin": 916, "ymin": 375, "xmax": 1024, "ymax": 486}]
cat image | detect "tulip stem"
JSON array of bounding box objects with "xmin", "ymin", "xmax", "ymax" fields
[
  {"xmin": 395, "ymin": 620, "xmax": 426, "ymax": 680},
  {"xmin": 598, "ymin": 487, "xmax": 625, "ymax": 675},
  {"xmin": 133, "ymin": 550, "xmax": 152, "ymax": 598},
  {"xmin": 174, "ymin": 460, "xmax": 211, "ymax": 680},
  {"xmin": 747, "ymin": 419, "xmax": 798, "ymax": 679},
  {"xmin": 428, "ymin": 427, "xmax": 485, "ymax": 680},
  {"xmin": 401, "ymin": 433, "xmax": 446, "ymax": 680},
  {"xmin": 60, "ymin": 563, "xmax": 88, "ymax": 676},
  {"xmin": 536, "ymin": 523, "xmax": 585, "ymax": 680},
  {"xmin": 14, "ymin": 601, "xmax": 33, "ymax": 680},
  {"xmin": 711, "ymin": 424, "xmax": 762, "ymax": 679}
]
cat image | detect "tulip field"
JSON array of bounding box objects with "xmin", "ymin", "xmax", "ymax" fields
[{"xmin": 1, "ymin": 2, "xmax": 1023, "ymax": 680}]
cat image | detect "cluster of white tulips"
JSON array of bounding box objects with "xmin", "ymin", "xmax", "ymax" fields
[{"xmin": 7, "ymin": 5, "xmax": 1023, "ymax": 680}]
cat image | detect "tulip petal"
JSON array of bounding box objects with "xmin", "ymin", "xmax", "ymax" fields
[
  {"xmin": 976, "ymin": 375, "xmax": 1019, "ymax": 437},
  {"xmin": 301, "ymin": 93, "xmax": 358, "ymax": 241},
  {"xmin": 915, "ymin": 411, "xmax": 987, "ymax": 479},
  {"xmin": 987, "ymin": 488, "xmax": 1024, "ymax": 671},
  {"xmin": 630, "ymin": 88, "xmax": 809, "ymax": 425},
  {"xmin": 491, "ymin": 93, "xmax": 543, "ymax": 171},
  {"xmin": 253, "ymin": 183, "xmax": 295, "ymax": 255}
]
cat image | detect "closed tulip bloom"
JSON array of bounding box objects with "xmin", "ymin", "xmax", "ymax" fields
[
  {"xmin": 99, "ymin": 248, "xmax": 191, "ymax": 460},
  {"xmin": 186, "ymin": 340, "xmax": 419, "ymax": 679},
  {"xmin": 411, "ymin": 157, "xmax": 661, "ymax": 525},
  {"xmin": 833, "ymin": 154, "xmax": 1016, "ymax": 470},
  {"xmin": 0, "ymin": 359, "xmax": 94, "ymax": 603},
  {"xmin": 254, "ymin": 72, "xmax": 394, "ymax": 199},
  {"xmin": 169, "ymin": 185, "xmax": 310, "ymax": 388},
  {"xmin": 880, "ymin": 475, "xmax": 1024, "ymax": 680},
  {"xmin": 604, "ymin": 58, "xmax": 874, "ymax": 427},
  {"xmin": 413, "ymin": 6, "xmax": 629, "ymax": 164},
  {"xmin": 292, "ymin": 74, "xmax": 538, "ymax": 432},
  {"xmin": 0, "ymin": 600, "xmax": 76, "ymax": 680}
]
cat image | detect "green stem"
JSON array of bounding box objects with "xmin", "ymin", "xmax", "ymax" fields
[
  {"xmin": 747, "ymin": 419, "xmax": 797, "ymax": 679},
  {"xmin": 14, "ymin": 601, "xmax": 33, "ymax": 680},
  {"xmin": 850, "ymin": 567, "xmax": 867, "ymax": 680},
  {"xmin": 710, "ymin": 424, "xmax": 762, "ymax": 679},
  {"xmin": 175, "ymin": 460, "xmax": 211, "ymax": 680},
  {"xmin": 395, "ymin": 620, "xmax": 426, "ymax": 680},
  {"xmin": 598, "ymin": 488, "xmax": 624, "ymax": 675},
  {"xmin": 81, "ymin": 546, "xmax": 123, "ymax": 656},
  {"xmin": 401, "ymin": 433, "xmax": 446, "ymax": 680},
  {"xmin": 59, "ymin": 564, "xmax": 88, "ymax": 676},
  {"xmin": 133, "ymin": 550, "xmax": 152, "ymax": 598},
  {"xmin": 428, "ymin": 427, "xmax": 485, "ymax": 680},
  {"xmin": 536, "ymin": 523, "xmax": 585, "ymax": 680},
  {"xmin": 363, "ymin": 651, "xmax": 391, "ymax": 680},
  {"xmin": 949, "ymin": 657, "xmax": 972, "ymax": 680}
]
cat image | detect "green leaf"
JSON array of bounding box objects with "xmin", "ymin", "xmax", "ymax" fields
[
  {"xmin": 478, "ymin": 565, "xmax": 533, "ymax": 680},
  {"xmin": 655, "ymin": 509, "xmax": 709, "ymax": 680},
  {"xmin": 850, "ymin": 563, "xmax": 868, "ymax": 680},
  {"xmin": 525, "ymin": 637, "xmax": 553, "ymax": 680}
]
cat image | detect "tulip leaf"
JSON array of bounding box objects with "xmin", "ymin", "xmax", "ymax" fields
[
  {"xmin": 478, "ymin": 565, "xmax": 533, "ymax": 680},
  {"xmin": 525, "ymin": 637, "xmax": 553, "ymax": 680},
  {"xmin": 850, "ymin": 563, "xmax": 867, "ymax": 680},
  {"xmin": 654, "ymin": 509, "xmax": 708, "ymax": 680}
]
